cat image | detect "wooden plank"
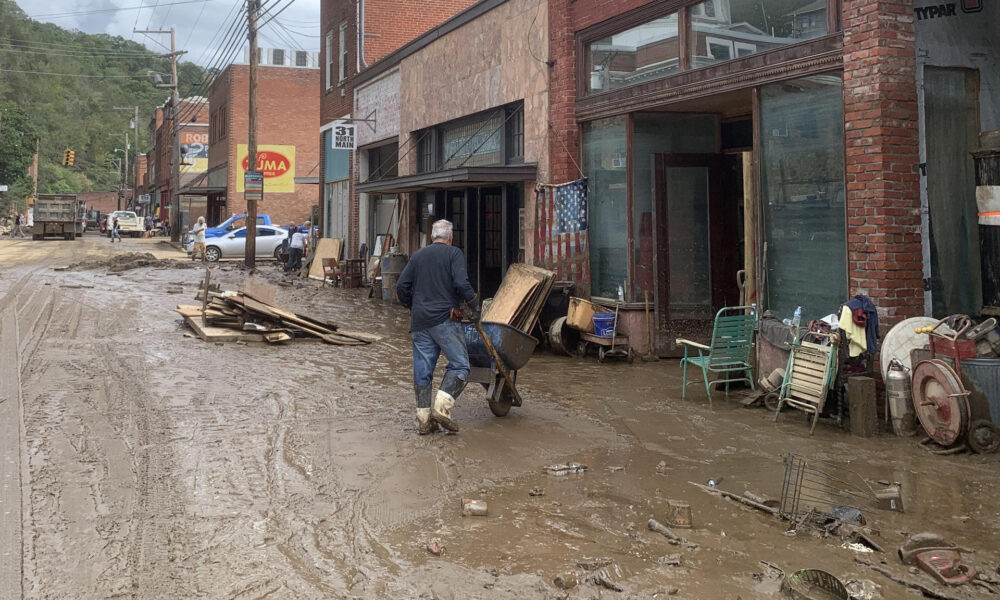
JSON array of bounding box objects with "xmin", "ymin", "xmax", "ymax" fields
[
  {"xmin": 307, "ymin": 238, "xmax": 344, "ymax": 280},
  {"xmin": 241, "ymin": 277, "xmax": 277, "ymax": 306},
  {"xmin": 848, "ymin": 376, "xmax": 879, "ymax": 437},
  {"xmin": 176, "ymin": 304, "xmax": 204, "ymax": 318},
  {"xmin": 184, "ymin": 316, "xmax": 264, "ymax": 343}
]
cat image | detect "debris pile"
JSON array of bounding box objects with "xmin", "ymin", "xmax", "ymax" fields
[
  {"xmin": 176, "ymin": 276, "xmax": 380, "ymax": 346},
  {"xmin": 67, "ymin": 252, "xmax": 199, "ymax": 273}
]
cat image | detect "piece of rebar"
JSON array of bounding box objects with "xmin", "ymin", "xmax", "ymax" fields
[{"xmin": 689, "ymin": 482, "xmax": 779, "ymax": 516}]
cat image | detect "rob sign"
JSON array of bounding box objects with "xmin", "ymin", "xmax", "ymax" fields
[{"xmin": 332, "ymin": 123, "xmax": 357, "ymax": 150}]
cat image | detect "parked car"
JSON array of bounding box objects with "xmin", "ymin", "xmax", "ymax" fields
[{"xmin": 202, "ymin": 225, "xmax": 288, "ymax": 262}]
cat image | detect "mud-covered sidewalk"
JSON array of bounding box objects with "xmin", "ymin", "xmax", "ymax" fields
[{"xmin": 1, "ymin": 235, "xmax": 999, "ymax": 599}]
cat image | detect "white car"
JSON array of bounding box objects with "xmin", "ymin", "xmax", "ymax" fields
[{"xmin": 202, "ymin": 225, "xmax": 289, "ymax": 262}]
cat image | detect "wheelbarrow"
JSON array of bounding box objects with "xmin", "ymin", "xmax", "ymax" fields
[{"xmin": 465, "ymin": 320, "xmax": 538, "ymax": 417}]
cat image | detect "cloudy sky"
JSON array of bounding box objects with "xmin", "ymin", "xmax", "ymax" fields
[{"xmin": 17, "ymin": 0, "xmax": 321, "ymax": 66}]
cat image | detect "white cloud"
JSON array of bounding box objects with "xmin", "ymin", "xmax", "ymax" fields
[{"xmin": 16, "ymin": 0, "xmax": 321, "ymax": 66}]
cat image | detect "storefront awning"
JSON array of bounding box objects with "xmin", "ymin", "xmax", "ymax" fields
[
  {"xmin": 177, "ymin": 170, "xmax": 226, "ymax": 196},
  {"xmin": 355, "ymin": 164, "xmax": 537, "ymax": 194}
]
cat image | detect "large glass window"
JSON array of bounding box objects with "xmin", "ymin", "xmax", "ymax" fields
[
  {"xmin": 586, "ymin": 14, "xmax": 679, "ymax": 94},
  {"xmin": 760, "ymin": 74, "xmax": 845, "ymax": 321},
  {"xmin": 441, "ymin": 112, "xmax": 504, "ymax": 169},
  {"xmin": 582, "ymin": 117, "xmax": 628, "ymax": 298},
  {"xmin": 690, "ymin": 0, "xmax": 829, "ymax": 69}
]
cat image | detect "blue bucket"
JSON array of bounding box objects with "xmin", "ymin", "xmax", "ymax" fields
[{"xmin": 593, "ymin": 312, "xmax": 616, "ymax": 338}]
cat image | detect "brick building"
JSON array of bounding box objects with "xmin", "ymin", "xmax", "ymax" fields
[
  {"xmin": 203, "ymin": 59, "xmax": 320, "ymax": 227},
  {"xmin": 346, "ymin": 0, "xmax": 999, "ymax": 356},
  {"xmin": 145, "ymin": 97, "xmax": 210, "ymax": 228},
  {"xmin": 318, "ymin": 0, "xmax": 481, "ymax": 257}
]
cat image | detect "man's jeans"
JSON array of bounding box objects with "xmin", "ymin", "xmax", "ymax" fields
[
  {"xmin": 286, "ymin": 247, "xmax": 303, "ymax": 272},
  {"xmin": 411, "ymin": 320, "xmax": 470, "ymax": 388}
]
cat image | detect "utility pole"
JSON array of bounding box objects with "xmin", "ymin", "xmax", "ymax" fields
[
  {"xmin": 114, "ymin": 106, "xmax": 140, "ymax": 211},
  {"xmin": 136, "ymin": 28, "xmax": 184, "ymax": 241},
  {"xmin": 245, "ymin": 0, "xmax": 260, "ymax": 268}
]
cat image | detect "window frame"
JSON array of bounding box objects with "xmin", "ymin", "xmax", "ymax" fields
[
  {"xmin": 325, "ymin": 31, "xmax": 334, "ymax": 90},
  {"xmin": 271, "ymin": 48, "xmax": 285, "ymax": 66},
  {"xmin": 576, "ymin": 0, "xmax": 842, "ymax": 100},
  {"xmin": 338, "ymin": 23, "xmax": 348, "ymax": 82}
]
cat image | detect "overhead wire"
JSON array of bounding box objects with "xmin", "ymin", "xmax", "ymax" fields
[
  {"xmin": 26, "ymin": 0, "xmax": 212, "ymax": 20},
  {"xmin": 0, "ymin": 67, "xmax": 146, "ymax": 78}
]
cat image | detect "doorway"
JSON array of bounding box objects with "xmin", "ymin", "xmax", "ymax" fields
[{"xmin": 653, "ymin": 153, "xmax": 740, "ymax": 342}]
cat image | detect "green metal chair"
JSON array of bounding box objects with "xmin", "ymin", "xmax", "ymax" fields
[{"xmin": 677, "ymin": 306, "xmax": 757, "ymax": 404}]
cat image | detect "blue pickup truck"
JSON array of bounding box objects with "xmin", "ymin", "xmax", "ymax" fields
[
  {"xmin": 183, "ymin": 214, "xmax": 275, "ymax": 252},
  {"xmin": 194, "ymin": 214, "xmax": 273, "ymax": 239}
]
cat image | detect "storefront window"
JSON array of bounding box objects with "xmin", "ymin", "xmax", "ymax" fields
[
  {"xmin": 583, "ymin": 116, "xmax": 628, "ymax": 298},
  {"xmin": 586, "ymin": 14, "xmax": 679, "ymax": 94},
  {"xmin": 760, "ymin": 74, "xmax": 845, "ymax": 321},
  {"xmin": 690, "ymin": 0, "xmax": 829, "ymax": 69},
  {"xmin": 631, "ymin": 114, "xmax": 718, "ymax": 299}
]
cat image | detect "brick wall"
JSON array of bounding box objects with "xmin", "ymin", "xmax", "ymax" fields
[
  {"xmin": 842, "ymin": 0, "xmax": 922, "ymax": 325},
  {"xmin": 214, "ymin": 64, "xmax": 321, "ymax": 226},
  {"xmin": 363, "ymin": 0, "xmax": 480, "ymax": 63}
]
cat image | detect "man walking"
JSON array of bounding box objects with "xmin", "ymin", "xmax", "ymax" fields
[
  {"xmin": 191, "ymin": 216, "xmax": 207, "ymax": 261},
  {"xmin": 110, "ymin": 217, "xmax": 121, "ymax": 243},
  {"xmin": 396, "ymin": 219, "xmax": 477, "ymax": 434}
]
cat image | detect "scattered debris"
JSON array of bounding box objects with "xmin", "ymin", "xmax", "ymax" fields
[
  {"xmin": 553, "ymin": 571, "xmax": 578, "ymax": 590},
  {"xmin": 707, "ymin": 477, "xmax": 723, "ymax": 487},
  {"xmin": 175, "ymin": 280, "xmax": 380, "ymax": 346},
  {"xmin": 461, "ymin": 498, "xmax": 488, "ymax": 517},
  {"xmin": 689, "ymin": 481, "xmax": 778, "ymax": 516},
  {"xmin": 544, "ymin": 463, "xmax": 587, "ymax": 476},
  {"xmin": 657, "ymin": 554, "xmax": 682, "ymax": 567},
  {"xmin": 58, "ymin": 284, "xmax": 94, "ymax": 289},
  {"xmin": 647, "ymin": 519, "xmax": 697, "ymax": 549},
  {"xmin": 855, "ymin": 556, "xmax": 966, "ymax": 600},
  {"xmin": 781, "ymin": 569, "xmax": 849, "ymax": 600},
  {"xmin": 898, "ymin": 533, "xmax": 975, "ymax": 586},
  {"xmin": 166, "ymin": 286, "xmax": 183, "ymax": 294},
  {"xmin": 528, "ymin": 487, "xmax": 545, "ymax": 497},
  {"xmin": 52, "ymin": 265, "xmax": 70, "ymax": 271},
  {"xmin": 655, "ymin": 461, "xmax": 668, "ymax": 474},
  {"xmin": 426, "ymin": 538, "xmax": 444, "ymax": 556},
  {"xmin": 68, "ymin": 252, "xmax": 199, "ymax": 273},
  {"xmin": 576, "ymin": 558, "xmax": 613, "ymax": 571},
  {"xmin": 666, "ymin": 500, "xmax": 692, "ymax": 529},
  {"xmin": 586, "ymin": 564, "xmax": 624, "ymax": 592},
  {"xmin": 844, "ymin": 578, "xmax": 883, "ymax": 600},
  {"xmin": 842, "ymin": 541, "xmax": 875, "ymax": 554}
]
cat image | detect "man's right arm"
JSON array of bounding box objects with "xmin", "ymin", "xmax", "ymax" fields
[{"xmin": 396, "ymin": 261, "xmax": 414, "ymax": 309}]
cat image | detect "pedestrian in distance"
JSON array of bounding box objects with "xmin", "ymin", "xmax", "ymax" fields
[
  {"xmin": 396, "ymin": 219, "xmax": 477, "ymax": 435},
  {"xmin": 110, "ymin": 217, "xmax": 121, "ymax": 243},
  {"xmin": 286, "ymin": 223, "xmax": 308, "ymax": 274},
  {"xmin": 144, "ymin": 215, "xmax": 153, "ymax": 238},
  {"xmin": 191, "ymin": 216, "xmax": 207, "ymax": 261},
  {"xmin": 12, "ymin": 213, "xmax": 26, "ymax": 238}
]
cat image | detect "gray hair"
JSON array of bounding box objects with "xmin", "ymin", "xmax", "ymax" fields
[
  {"xmin": 197, "ymin": 216, "xmax": 205, "ymax": 224},
  {"xmin": 431, "ymin": 219, "xmax": 453, "ymax": 241}
]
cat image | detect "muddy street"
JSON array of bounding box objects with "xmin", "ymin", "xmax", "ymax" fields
[{"xmin": 1, "ymin": 235, "xmax": 999, "ymax": 599}]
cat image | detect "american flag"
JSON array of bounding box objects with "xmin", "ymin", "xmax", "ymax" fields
[{"xmin": 535, "ymin": 178, "xmax": 589, "ymax": 283}]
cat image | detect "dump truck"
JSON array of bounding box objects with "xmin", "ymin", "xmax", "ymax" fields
[{"xmin": 30, "ymin": 194, "xmax": 85, "ymax": 240}]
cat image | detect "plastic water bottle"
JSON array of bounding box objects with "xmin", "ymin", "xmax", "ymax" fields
[
  {"xmin": 617, "ymin": 284, "xmax": 625, "ymax": 302},
  {"xmin": 792, "ymin": 306, "xmax": 802, "ymax": 328}
]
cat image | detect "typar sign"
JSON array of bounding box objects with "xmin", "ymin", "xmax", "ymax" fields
[
  {"xmin": 237, "ymin": 144, "xmax": 295, "ymax": 193},
  {"xmin": 332, "ymin": 123, "xmax": 357, "ymax": 150}
]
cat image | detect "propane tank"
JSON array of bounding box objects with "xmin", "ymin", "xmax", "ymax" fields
[{"xmin": 886, "ymin": 358, "xmax": 916, "ymax": 436}]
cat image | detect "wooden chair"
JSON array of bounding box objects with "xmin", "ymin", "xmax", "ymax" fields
[
  {"xmin": 322, "ymin": 257, "xmax": 342, "ymax": 287},
  {"xmin": 677, "ymin": 306, "xmax": 757, "ymax": 405}
]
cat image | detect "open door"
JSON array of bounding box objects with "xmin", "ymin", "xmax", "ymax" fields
[{"xmin": 654, "ymin": 153, "xmax": 733, "ymax": 346}]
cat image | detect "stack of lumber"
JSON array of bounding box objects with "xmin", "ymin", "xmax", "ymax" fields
[
  {"xmin": 176, "ymin": 289, "xmax": 380, "ymax": 346},
  {"xmin": 481, "ymin": 264, "xmax": 556, "ymax": 334}
]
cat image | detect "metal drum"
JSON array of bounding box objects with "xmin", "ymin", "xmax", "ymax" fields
[{"xmin": 547, "ymin": 316, "xmax": 580, "ymax": 356}]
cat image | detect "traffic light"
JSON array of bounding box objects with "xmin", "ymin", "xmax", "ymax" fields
[{"xmin": 62, "ymin": 149, "xmax": 75, "ymax": 166}]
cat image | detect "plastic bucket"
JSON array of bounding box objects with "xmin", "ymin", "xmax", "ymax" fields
[{"xmin": 593, "ymin": 312, "xmax": 616, "ymax": 338}]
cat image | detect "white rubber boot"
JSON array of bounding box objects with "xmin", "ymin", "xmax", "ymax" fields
[
  {"xmin": 416, "ymin": 407, "xmax": 437, "ymax": 435},
  {"xmin": 430, "ymin": 390, "xmax": 459, "ymax": 432}
]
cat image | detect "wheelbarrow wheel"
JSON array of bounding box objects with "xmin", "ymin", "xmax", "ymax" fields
[
  {"xmin": 487, "ymin": 376, "xmax": 513, "ymax": 417},
  {"xmin": 488, "ymin": 394, "xmax": 512, "ymax": 417}
]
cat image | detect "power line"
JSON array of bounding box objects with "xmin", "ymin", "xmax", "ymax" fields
[
  {"xmin": 0, "ymin": 68, "xmax": 145, "ymax": 78},
  {"xmin": 182, "ymin": 0, "xmax": 211, "ymax": 51},
  {"xmin": 27, "ymin": 0, "xmax": 215, "ymax": 20},
  {"xmin": 0, "ymin": 38, "xmax": 158, "ymax": 54},
  {"xmin": 0, "ymin": 45, "xmax": 162, "ymax": 59}
]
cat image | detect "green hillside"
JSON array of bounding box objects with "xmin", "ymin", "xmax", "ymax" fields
[{"xmin": 0, "ymin": 0, "xmax": 210, "ymax": 212}]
